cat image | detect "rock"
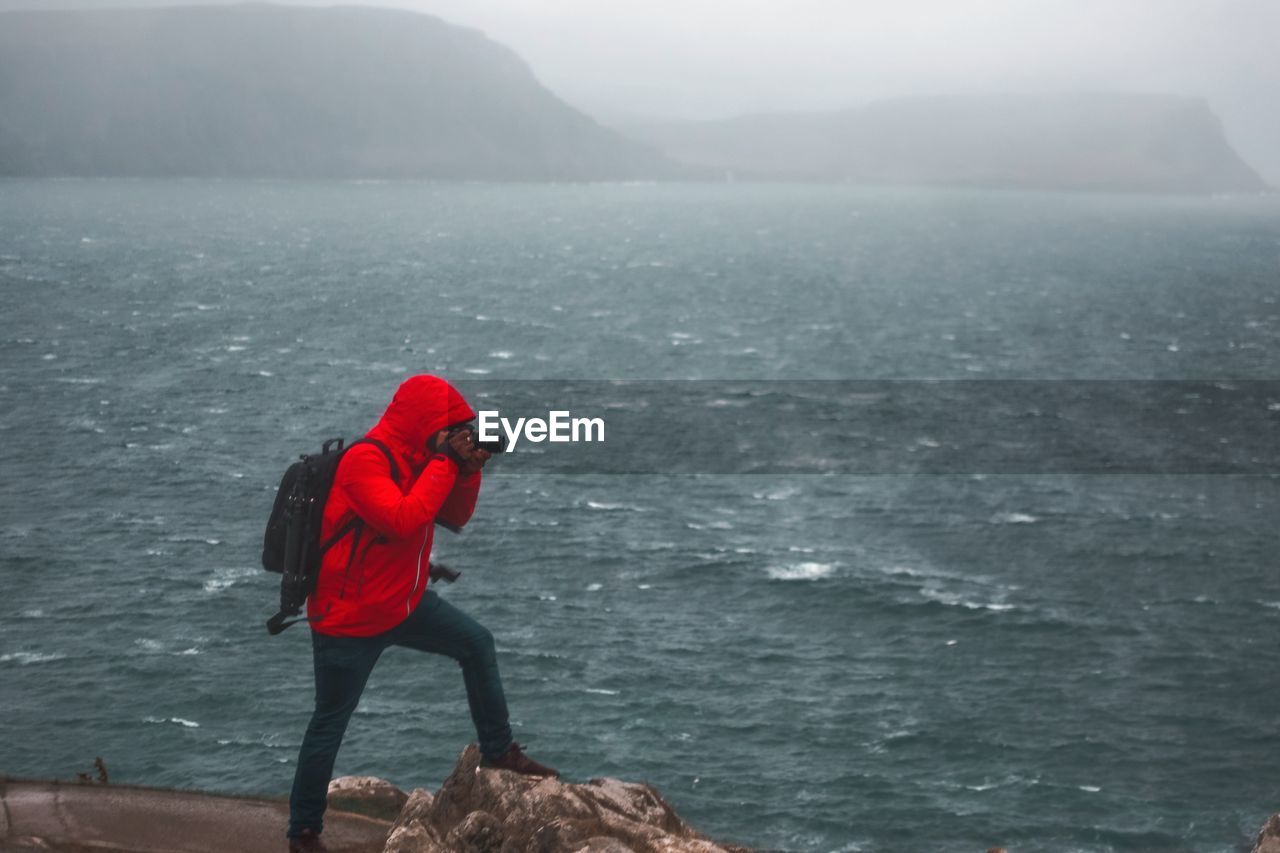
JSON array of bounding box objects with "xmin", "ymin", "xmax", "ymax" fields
[
  {"xmin": 572, "ymin": 839, "xmax": 638, "ymax": 853},
  {"xmin": 445, "ymin": 810, "xmax": 506, "ymax": 853},
  {"xmin": 1253, "ymin": 814, "xmax": 1280, "ymax": 853},
  {"xmin": 382, "ymin": 745, "xmax": 754, "ymax": 853},
  {"xmin": 328, "ymin": 775, "xmax": 411, "ymax": 822},
  {"xmin": 390, "ymin": 789, "xmax": 436, "ymax": 833},
  {"xmin": 384, "ymin": 820, "xmax": 446, "ymax": 853}
]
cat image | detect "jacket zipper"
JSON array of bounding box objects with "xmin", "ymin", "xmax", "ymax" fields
[{"xmin": 409, "ymin": 526, "xmax": 429, "ymax": 615}]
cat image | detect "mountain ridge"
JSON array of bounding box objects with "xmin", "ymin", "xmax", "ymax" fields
[
  {"xmin": 0, "ymin": 3, "xmax": 675, "ymax": 180},
  {"xmin": 620, "ymin": 92, "xmax": 1269, "ymax": 193}
]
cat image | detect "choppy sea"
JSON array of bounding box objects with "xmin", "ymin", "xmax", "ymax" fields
[{"xmin": 1, "ymin": 180, "xmax": 1278, "ymax": 852}]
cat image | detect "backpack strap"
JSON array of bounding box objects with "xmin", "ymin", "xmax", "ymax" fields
[{"xmin": 352, "ymin": 437, "xmax": 400, "ymax": 484}]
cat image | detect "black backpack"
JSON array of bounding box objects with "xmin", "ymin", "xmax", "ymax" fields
[{"xmin": 262, "ymin": 437, "xmax": 397, "ymax": 635}]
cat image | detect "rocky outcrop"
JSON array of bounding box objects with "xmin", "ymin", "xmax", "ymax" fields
[
  {"xmin": 329, "ymin": 776, "xmax": 413, "ymax": 823},
  {"xmin": 1253, "ymin": 814, "xmax": 1280, "ymax": 853},
  {"xmin": 381, "ymin": 745, "xmax": 753, "ymax": 853}
]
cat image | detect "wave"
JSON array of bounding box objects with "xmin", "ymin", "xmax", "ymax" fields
[
  {"xmin": 1, "ymin": 651, "xmax": 67, "ymax": 665},
  {"xmin": 766, "ymin": 562, "xmax": 836, "ymax": 581},
  {"xmin": 918, "ymin": 587, "xmax": 1015, "ymax": 611},
  {"xmin": 144, "ymin": 716, "xmax": 200, "ymax": 728},
  {"xmin": 990, "ymin": 512, "xmax": 1039, "ymax": 524},
  {"xmin": 585, "ymin": 500, "xmax": 644, "ymax": 512}
]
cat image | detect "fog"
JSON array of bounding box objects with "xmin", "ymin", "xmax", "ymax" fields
[{"xmin": 3, "ymin": 0, "xmax": 1277, "ymax": 181}]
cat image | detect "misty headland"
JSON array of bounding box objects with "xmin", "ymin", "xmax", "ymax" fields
[{"xmin": 0, "ymin": 3, "xmax": 1268, "ymax": 193}]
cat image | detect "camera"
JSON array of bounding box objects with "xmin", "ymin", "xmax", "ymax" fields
[{"xmin": 448, "ymin": 421, "xmax": 507, "ymax": 454}]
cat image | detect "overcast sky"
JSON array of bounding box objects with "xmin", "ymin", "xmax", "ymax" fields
[{"xmin": 4, "ymin": 0, "xmax": 1278, "ymax": 179}]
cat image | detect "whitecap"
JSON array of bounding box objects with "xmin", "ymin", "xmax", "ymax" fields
[
  {"xmin": 255, "ymin": 370, "xmax": 274, "ymax": 377},
  {"xmin": 920, "ymin": 588, "xmax": 1014, "ymax": 611},
  {"xmin": 203, "ymin": 565, "xmax": 255, "ymax": 593},
  {"xmin": 991, "ymin": 512, "xmax": 1039, "ymax": 524},
  {"xmin": 1260, "ymin": 601, "xmax": 1280, "ymax": 610},
  {"xmin": 766, "ymin": 562, "xmax": 836, "ymax": 581},
  {"xmin": 1, "ymin": 651, "xmax": 67, "ymax": 665},
  {"xmin": 1079, "ymin": 785, "xmax": 1102, "ymax": 793},
  {"xmin": 753, "ymin": 486, "xmax": 800, "ymax": 501},
  {"xmin": 21, "ymin": 609, "xmax": 45, "ymax": 618},
  {"xmin": 489, "ymin": 350, "xmax": 514, "ymax": 359},
  {"xmin": 585, "ymin": 501, "xmax": 641, "ymax": 512},
  {"xmin": 585, "ymin": 583, "xmax": 603, "ymax": 592},
  {"xmin": 464, "ymin": 367, "xmax": 491, "ymax": 375},
  {"xmin": 583, "ymin": 688, "xmax": 620, "ymax": 695},
  {"xmin": 170, "ymin": 718, "xmax": 200, "ymax": 728}
]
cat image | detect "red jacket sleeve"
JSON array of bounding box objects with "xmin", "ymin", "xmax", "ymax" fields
[
  {"xmin": 339, "ymin": 446, "xmax": 460, "ymax": 540},
  {"xmin": 437, "ymin": 470, "xmax": 481, "ymax": 530}
]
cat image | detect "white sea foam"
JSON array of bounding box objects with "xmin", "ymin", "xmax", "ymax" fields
[
  {"xmin": 586, "ymin": 501, "xmax": 642, "ymax": 512},
  {"xmin": 586, "ymin": 583, "xmax": 603, "ymax": 592},
  {"xmin": 1, "ymin": 651, "xmax": 67, "ymax": 665},
  {"xmin": 920, "ymin": 588, "xmax": 1015, "ymax": 611},
  {"xmin": 170, "ymin": 718, "xmax": 200, "ymax": 728},
  {"xmin": 991, "ymin": 512, "xmax": 1039, "ymax": 524},
  {"xmin": 583, "ymin": 688, "xmax": 620, "ymax": 695},
  {"xmin": 21, "ymin": 609, "xmax": 45, "ymax": 618},
  {"xmin": 203, "ymin": 565, "xmax": 253, "ymax": 593},
  {"xmin": 766, "ymin": 562, "xmax": 836, "ymax": 581},
  {"xmin": 489, "ymin": 350, "xmax": 514, "ymax": 359},
  {"xmin": 752, "ymin": 486, "xmax": 801, "ymax": 501}
]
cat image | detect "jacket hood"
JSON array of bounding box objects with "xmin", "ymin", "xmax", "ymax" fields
[{"xmin": 366, "ymin": 374, "xmax": 475, "ymax": 468}]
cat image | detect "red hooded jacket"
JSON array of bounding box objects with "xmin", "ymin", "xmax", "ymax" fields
[{"xmin": 307, "ymin": 375, "xmax": 480, "ymax": 637}]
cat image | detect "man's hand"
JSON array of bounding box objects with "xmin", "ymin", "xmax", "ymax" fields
[{"xmin": 434, "ymin": 428, "xmax": 490, "ymax": 475}]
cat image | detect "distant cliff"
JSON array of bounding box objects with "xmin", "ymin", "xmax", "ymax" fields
[
  {"xmin": 0, "ymin": 4, "xmax": 672, "ymax": 180},
  {"xmin": 622, "ymin": 94, "xmax": 1268, "ymax": 193}
]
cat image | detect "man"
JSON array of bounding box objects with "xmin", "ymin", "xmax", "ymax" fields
[{"xmin": 287, "ymin": 374, "xmax": 556, "ymax": 853}]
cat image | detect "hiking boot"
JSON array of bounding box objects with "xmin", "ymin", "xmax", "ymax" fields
[
  {"xmin": 481, "ymin": 742, "xmax": 560, "ymax": 778},
  {"xmin": 287, "ymin": 828, "xmax": 327, "ymax": 852}
]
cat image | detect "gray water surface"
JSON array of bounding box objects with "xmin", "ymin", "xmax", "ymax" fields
[{"xmin": 1, "ymin": 181, "xmax": 1278, "ymax": 852}]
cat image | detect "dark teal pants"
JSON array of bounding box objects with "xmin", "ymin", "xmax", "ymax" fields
[{"xmin": 287, "ymin": 589, "xmax": 513, "ymax": 838}]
